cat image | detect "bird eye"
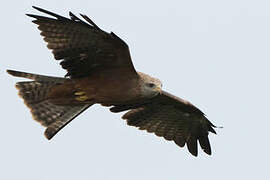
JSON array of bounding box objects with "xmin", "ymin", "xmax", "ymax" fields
[{"xmin": 147, "ymin": 83, "xmax": 155, "ymax": 88}]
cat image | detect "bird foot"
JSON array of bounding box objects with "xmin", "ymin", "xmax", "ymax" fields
[{"xmin": 74, "ymin": 91, "xmax": 88, "ymax": 101}]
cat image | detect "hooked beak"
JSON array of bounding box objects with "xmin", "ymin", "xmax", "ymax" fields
[{"xmin": 154, "ymin": 86, "xmax": 162, "ymax": 94}]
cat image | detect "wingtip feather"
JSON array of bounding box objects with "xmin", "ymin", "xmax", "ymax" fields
[
  {"xmin": 30, "ymin": 6, "xmax": 67, "ymax": 20},
  {"xmin": 187, "ymin": 137, "xmax": 198, "ymax": 157},
  {"xmin": 7, "ymin": 69, "xmax": 23, "ymax": 77},
  {"xmin": 32, "ymin": 6, "xmax": 48, "ymax": 13},
  {"xmin": 25, "ymin": 13, "xmax": 33, "ymax": 17},
  {"xmin": 6, "ymin": 69, "xmax": 14, "ymax": 75}
]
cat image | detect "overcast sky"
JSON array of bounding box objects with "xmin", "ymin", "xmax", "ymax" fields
[{"xmin": 1, "ymin": 0, "xmax": 269, "ymax": 179}]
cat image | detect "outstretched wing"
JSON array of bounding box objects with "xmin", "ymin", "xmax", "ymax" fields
[
  {"xmin": 116, "ymin": 91, "xmax": 216, "ymax": 156},
  {"xmin": 27, "ymin": 6, "xmax": 137, "ymax": 78}
]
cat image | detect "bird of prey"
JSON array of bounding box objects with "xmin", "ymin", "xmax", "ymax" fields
[{"xmin": 7, "ymin": 6, "xmax": 217, "ymax": 156}]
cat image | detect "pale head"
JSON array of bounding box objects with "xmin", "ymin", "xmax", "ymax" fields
[{"xmin": 138, "ymin": 72, "xmax": 162, "ymax": 98}]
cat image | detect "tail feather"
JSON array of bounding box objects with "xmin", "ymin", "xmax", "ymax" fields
[
  {"xmin": 7, "ymin": 69, "xmax": 65, "ymax": 82},
  {"xmin": 44, "ymin": 104, "xmax": 91, "ymax": 139},
  {"xmin": 7, "ymin": 69, "xmax": 92, "ymax": 139},
  {"xmin": 16, "ymin": 81, "xmax": 59, "ymax": 104}
]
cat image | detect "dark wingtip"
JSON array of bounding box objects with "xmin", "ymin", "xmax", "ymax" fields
[
  {"xmin": 205, "ymin": 150, "xmax": 212, "ymax": 155},
  {"xmin": 25, "ymin": 13, "xmax": 38, "ymax": 18},
  {"xmin": 209, "ymin": 126, "xmax": 217, "ymax": 134},
  {"xmin": 80, "ymin": 13, "xmax": 101, "ymax": 30},
  {"xmin": 199, "ymin": 136, "xmax": 212, "ymax": 155},
  {"xmin": 32, "ymin": 6, "xmax": 40, "ymax": 10},
  {"xmin": 69, "ymin": 11, "xmax": 74, "ymax": 18},
  {"xmin": 6, "ymin": 69, "xmax": 13, "ymax": 75},
  {"xmin": 30, "ymin": 6, "xmax": 67, "ymax": 20},
  {"xmin": 209, "ymin": 123, "xmax": 223, "ymax": 135},
  {"xmin": 187, "ymin": 138, "xmax": 198, "ymax": 157},
  {"xmin": 190, "ymin": 151, "xmax": 198, "ymax": 157},
  {"xmin": 32, "ymin": 6, "xmax": 49, "ymax": 14},
  {"xmin": 7, "ymin": 69, "xmax": 19, "ymax": 77},
  {"xmin": 69, "ymin": 11, "xmax": 81, "ymax": 21}
]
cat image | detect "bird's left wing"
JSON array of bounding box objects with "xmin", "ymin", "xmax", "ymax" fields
[
  {"xmin": 117, "ymin": 90, "xmax": 217, "ymax": 156},
  {"xmin": 27, "ymin": 6, "xmax": 138, "ymax": 78}
]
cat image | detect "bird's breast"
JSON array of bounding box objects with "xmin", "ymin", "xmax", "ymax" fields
[{"xmin": 76, "ymin": 74, "xmax": 143, "ymax": 104}]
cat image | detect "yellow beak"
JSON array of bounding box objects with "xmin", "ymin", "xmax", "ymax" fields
[{"xmin": 154, "ymin": 86, "xmax": 162, "ymax": 93}]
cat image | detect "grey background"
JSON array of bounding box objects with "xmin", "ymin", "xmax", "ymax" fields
[{"xmin": 1, "ymin": 0, "xmax": 269, "ymax": 179}]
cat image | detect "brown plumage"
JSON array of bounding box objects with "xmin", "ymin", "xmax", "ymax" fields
[{"xmin": 7, "ymin": 6, "xmax": 218, "ymax": 156}]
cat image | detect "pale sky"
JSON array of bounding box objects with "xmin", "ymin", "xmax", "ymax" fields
[{"xmin": 1, "ymin": 0, "xmax": 269, "ymax": 179}]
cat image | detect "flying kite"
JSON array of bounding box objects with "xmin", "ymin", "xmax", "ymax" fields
[{"xmin": 7, "ymin": 6, "xmax": 217, "ymax": 156}]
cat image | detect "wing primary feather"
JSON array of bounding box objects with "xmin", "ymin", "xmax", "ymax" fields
[
  {"xmin": 28, "ymin": 8, "xmax": 94, "ymax": 29},
  {"xmin": 209, "ymin": 126, "xmax": 217, "ymax": 134},
  {"xmin": 207, "ymin": 119, "xmax": 217, "ymax": 134},
  {"xmin": 32, "ymin": 6, "xmax": 68, "ymax": 20},
  {"xmin": 174, "ymin": 137, "xmax": 186, "ymax": 147},
  {"xmin": 187, "ymin": 137, "xmax": 198, "ymax": 156},
  {"xmin": 69, "ymin": 11, "xmax": 81, "ymax": 21},
  {"xmin": 68, "ymin": 12, "xmax": 92, "ymax": 29},
  {"xmin": 198, "ymin": 135, "xmax": 211, "ymax": 155},
  {"xmin": 80, "ymin": 14, "xmax": 101, "ymax": 31},
  {"xmin": 26, "ymin": 14, "xmax": 52, "ymax": 20},
  {"xmin": 174, "ymin": 130, "xmax": 186, "ymax": 147},
  {"xmin": 111, "ymin": 32, "xmax": 128, "ymax": 46}
]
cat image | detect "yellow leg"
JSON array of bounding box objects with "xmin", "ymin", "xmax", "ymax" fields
[
  {"xmin": 74, "ymin": 91, "xmax": 86, "ymax": 96},
  {"xmin": 75, "ymin": 95, "xmax": 88, "ymax": 101},
  {"xmin": 74, "ymin": 91, "xmax": 88, "ymax": 101}
]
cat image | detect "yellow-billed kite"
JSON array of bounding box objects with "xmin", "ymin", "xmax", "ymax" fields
[{"xmin": 7, "ymin": 6, "xmax": 217, "ymax": 156}]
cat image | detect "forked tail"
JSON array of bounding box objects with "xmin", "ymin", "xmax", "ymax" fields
[{"xmin": 7, "ymin": 70, "xmax": 92, "ymax": 139}]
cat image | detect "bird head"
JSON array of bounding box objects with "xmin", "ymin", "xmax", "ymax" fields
[{"xmin": 138, "ymin": 72, "xmax": 162, "ymax": 98}]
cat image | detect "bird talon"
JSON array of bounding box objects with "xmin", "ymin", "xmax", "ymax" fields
[{"xmin": 75, "ymin": 95, "xmax": 88, "ymax": 101}]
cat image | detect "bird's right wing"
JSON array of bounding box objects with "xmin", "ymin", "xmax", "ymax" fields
[
  {"xmin": 117, "ymin": 90, "xmax": 217, "ymax": 156},
  {"xmin": 27, "ymin": 6, "xmax": 138, "ymax": 78}
]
